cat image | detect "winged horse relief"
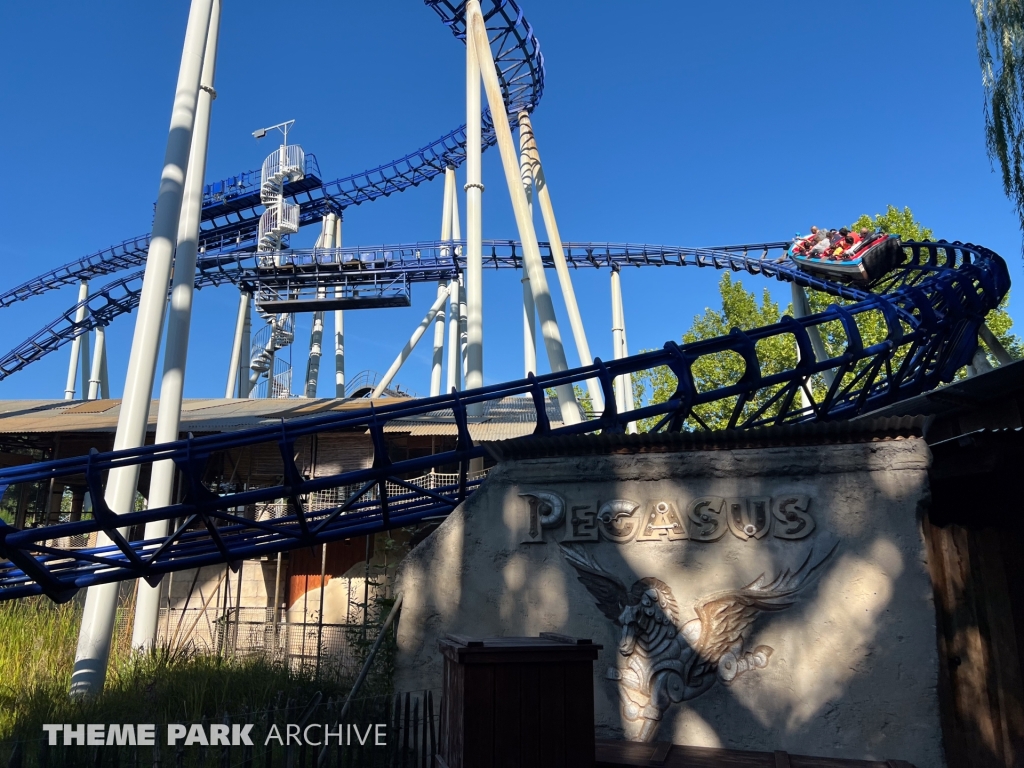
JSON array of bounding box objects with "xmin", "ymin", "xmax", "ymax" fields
[{"xmin": 559, "ymin": 542, "xmax": 838, "ymax": 741}]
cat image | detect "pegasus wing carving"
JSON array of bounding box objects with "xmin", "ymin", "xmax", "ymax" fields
[
  {"xmin": 690, "ymin": 541, "xmax": 838, "ymax": 681},
  {"xmin": 558, "ymin": 539, "xmax": 838, "ymax": 743},
  {"xmin": 559, "ymin": 542, "xmax": 628, "ymax": 622}
]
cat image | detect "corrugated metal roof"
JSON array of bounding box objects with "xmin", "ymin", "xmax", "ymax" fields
[
  {"xmin": 0, "ymin": 398, "xmax": 330, "ymax": 434},
  {"xmin": 0, "ymin": 395, "xmax": 559, "ymax": 438},
  {"xmin": 383, "ymin": 396, "xmax": 562, "ymax": 441},
  {"xmin": 62, "ymin": 400, "xmax": 118, "ymax": 414},
  {"xmin": 485, "ymin": 416, "xmax": 928, "ymax": 461},
  {"xmin": 0, "ymin": 400, "xmax": 63, "ymax": 415},
  {"xmin": 857, "ymin": 358, "xmax": 1024, "ymax": 420},
  {"xmin": 930, "ymin": 426, "xmax": 1024, "ymax": 448}
]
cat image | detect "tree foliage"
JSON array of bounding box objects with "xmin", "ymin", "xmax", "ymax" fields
[
  {"xmin": 973, "ymin": 0, "xmax": 1024, "ymax": 252},
  {"xmin": 631, "ymin": 207, "xmax": 1020, "ymax": 431},
  {"xmin": 632, "ymin": 273, "xmax": 798, "ymax": 431},
  {"xmin": 850, "ymin": 206, "xmax": 933, "ymax": 242}
]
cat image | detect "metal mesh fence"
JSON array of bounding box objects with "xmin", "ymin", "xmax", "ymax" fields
[
  {"xmin": 248, "ymin": 468, "xmax": 490, "ymax": 526},
  {"xmin": 156, "ymin": 605, "xmax": 367, "ymax": 678}
]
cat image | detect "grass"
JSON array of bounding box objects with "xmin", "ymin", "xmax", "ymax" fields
[{"xmin": 0, "ymin": 597, "xmax": 359, "ymax": 743}]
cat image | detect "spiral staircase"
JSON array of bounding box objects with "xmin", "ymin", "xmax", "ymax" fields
[
  {"xmin": 249, "ymin": 142, "xmax": 305, "ymax": 395},
  {"xmin": 256, "ymin": 144, "xmax": 304, "ymax": 261},
  {"xmin": 248, "ymin": 311, "xmax": 294, "ymax": 397}
]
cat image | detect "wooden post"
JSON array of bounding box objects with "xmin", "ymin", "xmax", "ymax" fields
[
  {"xmin": 219, "ymin": 712, "xmax": 231, "ymax": 768},
  {"xmin": 69, "ymin": 487, "xmax": 85, "ymax": 523},
  {"xmin": 437, "ymin": 634, "xmax": 601, "ymax": 768}
]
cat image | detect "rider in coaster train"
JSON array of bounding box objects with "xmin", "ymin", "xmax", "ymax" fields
[{"xmin": 791, "ymin": 226, "xmax": 881, "ymax": 262}]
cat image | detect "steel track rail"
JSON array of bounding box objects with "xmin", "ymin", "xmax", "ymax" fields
[
  {"xmin": 0, "ymin": 239, "xmax": 998, "ymax": 380},
  {"xmin": 0, "ymin": 240, "xmax": 1009, "ymax": 601},
  {"xmin": 0, "ymin": 241, "xmax": 839, "ymax": 379},
  {"xmin": 4, "ymin": 241, "xmax": 801, "ymax": 380}
]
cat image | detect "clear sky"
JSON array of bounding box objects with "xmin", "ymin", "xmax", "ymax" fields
[{"xmin": 0, "ymin": 0, "xmax": 1019, "ymax": 401}]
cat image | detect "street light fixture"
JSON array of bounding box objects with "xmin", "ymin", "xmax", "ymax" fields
[{"xmin": 252, "ymin": 119, "xmax": 295, "ymax": 145}]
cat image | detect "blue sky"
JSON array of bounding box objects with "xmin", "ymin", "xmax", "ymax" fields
[{"xmin": 0, "ymin": 0, "xmax": 1019, "ymax": 400}]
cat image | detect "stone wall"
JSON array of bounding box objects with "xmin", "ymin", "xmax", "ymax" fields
[{"xmin": 393, "ymin": 438, "xmax": 942, "ymax": 766}]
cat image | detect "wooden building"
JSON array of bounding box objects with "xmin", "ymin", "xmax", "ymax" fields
[
  {"xmin": 0, "ymin": 395, "xmax": 560, "ymax": 666},
  {"xmin": 859, "ymin": 360, "xmax": 1024, "ymax": 768}
]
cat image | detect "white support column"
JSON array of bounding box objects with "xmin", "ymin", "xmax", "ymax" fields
[
  {"xmin": 239, "ymin": 294, "xmax": 251, "ymax": 398},
  {"xmin": 460, "ymin": 274, "xmax": 469, "ymax": 382},
  {"xmin": 99, "ymin": 346, "xmax": 110, "ymax": 400},
  {"xmin": 87, "ymin": 325, "xmax": 106, "ymax": 401},
  {"xmin": 466, "ymin": 1, "xmax": 579, "ymax": 424},
  {"xmin": 968, "ymin": 346, "xmax": 995, "ymax": 377},
  {"xmin": 429, "ymin": 284, "xmax": 448, "ymax": 396},
  {"xmin": 790, "ymin": 284, "xmax": 835, "ymax": 390},
  {"xmin": 334, "ymin": 216, "xmax": 345, "ymax": 398},
  {"xmin": 518, "ymin": 112, "xmax": 604, "ymax": 414},
  {"xmin": 447, "ymin": 184, "xmax": 464, "ymax": 393},
  {"xmin": 522, "ymin": 269, "xmax": 537, "ymax": 377},
  {"xmin": 72, "ymin": 0, "xmax": 215, "ymax": 694},
  {"xmin": 610, "ymin": 267, "xmax": 628, "ymax": 417},
  {"xmin": 453, "ymin": 191, "xmax": 468, "ymax": 386},
  {"xmin": 305, "ymin": 214, "xmax": 335, "ymax": 398},
  {"xmin": 431, "ymin": 169, "xmax": 456, "ymax": 397},
  {"xmin": 618, "ymin": 289, "xmax": 637, "ymax": 434},
  {"xmin": 519, "ymin": 130, "xmax": 537, "ymax": 377},
  {"xmin": 265, "ymin": 344, "xmax": 277, "ymax": 398},
  {"xmin": 334, "ymin": 308, "xmax": 345, "ymax": 397},
  {"xmin": 465, "ymin": 14, "xmax": 484, "ymax": 414},
  {"xmin": 446, "ymin": 276, "xmax": 462, "ymax": 393},
  {"xmin": 64, "ymin": 281, "xmax": 90, "ymax": 400},
  {"xmin": 791, "ymin": 284, "xmax": 813, "ymax": 411},
  {"xmin": 371, "ymin": 288, "xmax": 451, "ymax": 399},
  {"xmin": 80, "ymin": 325, "xmax": 92, "ymax": 402},
  {"xmin": 306, "ymin": 310, "xmax": 326, "ymax": 397},
  {"xmin": 980, "ymin": 323, "xmax": 1014, "ymax": 366},
  {"xmin": 225, "ymin": 290, "xmax": 251, "ymax": 398},
  {"xmin": 129, "ymin": 0, "xmax": 221, "ymax": 655}
]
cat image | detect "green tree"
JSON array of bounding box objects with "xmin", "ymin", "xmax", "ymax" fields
[
  {"xmin": 632, "ymin": 273, "xmax": 797, "ymax": 431},
  {"xmin": 973, "ymin": 1, "xmax": 1024, "ymax": 252},
  {"xmin": 850, "ymin": 205, "xmax": 933, "ymax": 242}
]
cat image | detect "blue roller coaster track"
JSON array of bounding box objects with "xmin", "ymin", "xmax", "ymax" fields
[
  {"xmin": 0, "ymin": 237, "xmax": 1010, "ymax": 601},
  {"xmin": 0, "ymin": 0, "xmax": 1012, "ymax": 601}
]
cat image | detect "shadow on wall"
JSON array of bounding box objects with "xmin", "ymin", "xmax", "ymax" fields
[{"xmin": 393, "ymin": 437, "xmax": 939, "ymax": 765}]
